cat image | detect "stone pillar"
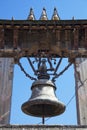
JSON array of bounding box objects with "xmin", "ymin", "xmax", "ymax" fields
[
  {"xmin": 75, "ymin": 58, "xmax": 87, "ymax": 125},
  {"xmin": 0, "ymin": 58, "xmax": 14, "ymax": 124}
]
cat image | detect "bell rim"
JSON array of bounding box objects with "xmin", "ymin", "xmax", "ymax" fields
[{"xmin": 21, "ymin": 99, "xmax": 66, "ymax": 117}]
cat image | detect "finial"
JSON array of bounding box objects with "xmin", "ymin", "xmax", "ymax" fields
[
  {"xmin": 38, "ymin": 59, "xmax": 50, "ymax": 79},
  {"xmin": 40, "ymin": 8, "xmax": 48, "ymax": 20},
  {"xmin": 27, "ymin": 8, "xmax": 35, "ymax": 20},
  {"xmin": 11, "ymin": 16, "xmax": 14, "ymax": 20},
  {"xmin": 51, "ymin": 8, "xmax": 60, "ymax": 20},
  {"xmin": 72, "ymin": 16, "xmax": 75, "ymax": 20}
]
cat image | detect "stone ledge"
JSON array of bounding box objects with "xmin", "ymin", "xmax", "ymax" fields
[{"xmin": 0, "ymin": 125, "xmax": 87, "ymax": 129}]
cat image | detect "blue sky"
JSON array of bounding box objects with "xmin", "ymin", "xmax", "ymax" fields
[
  {"xmin": 0, "ymin": 0, "xmax": 87, "ymax": 20},
  {"xmin": 0, "ymin": 0, "xmax": 87, "ymax": 125}
]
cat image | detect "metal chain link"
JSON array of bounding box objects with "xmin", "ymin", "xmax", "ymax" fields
[{"xmin": 18, "ymin": 60, "xmax": 36, "ymax": 81}]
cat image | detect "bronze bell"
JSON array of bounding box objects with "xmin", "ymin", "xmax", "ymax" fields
[{"xmin": 21, "ymin": 78, "xmax": 66, "ymax": 117}]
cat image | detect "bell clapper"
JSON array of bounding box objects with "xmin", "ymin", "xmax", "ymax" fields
[
  {"xmin": 42, "ymin": 116, "xmax": 45, "ymax": 124},
  {"xmin": 42, "ymin": 104, "xmax": 45, "ymax": 124}
]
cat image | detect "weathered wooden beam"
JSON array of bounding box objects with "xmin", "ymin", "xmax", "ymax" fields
[
  {"xmin": 85, "ymin": 28, "xmax": 87, "ymax": 48},
  {"xmin": 0, "ymin": 28, "xmax": 4, "ymax": 49},
  {"xmin": 0, "ymin": 20, "xmax": 87, "ymax": 58},
  {"xmin": 73, "ymin": 28, "xmax": 79, "ymax": 49},
  {"xmin": 13, "ymin": 29, "xmax": 18, "ymax": 49}
]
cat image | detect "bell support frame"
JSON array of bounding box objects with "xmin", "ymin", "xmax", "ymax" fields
[{"xmin": 0, "ymin": 20, "xmax": 87, "ymax": 59}]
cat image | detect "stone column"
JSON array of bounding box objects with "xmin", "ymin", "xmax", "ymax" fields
[
  {"xmin": 75, "ymin": 58, "xmax": 87, "ymax": 125},
  {"xmin": 0, "ymin": 58, "xmax": 14, "ymax": 124}
]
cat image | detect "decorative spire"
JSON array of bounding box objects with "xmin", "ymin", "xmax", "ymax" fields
[
  {"xmin": 72, "ymin": 16, "xmax": 75, "ymax": 20},
  {"xmin": 11, "ymin": 16, "xmax": 14, "ymax": 20},
  {"xmin": 51, "ymin": 8, "xmax": 60, "ymax": 20},
  {"xmin": 40, "ymin": 8, "xmax": 48, "ymax": 20},
  {"xmin": 27, "ymin": 8, "xmax": 35, "ymax": 20}
]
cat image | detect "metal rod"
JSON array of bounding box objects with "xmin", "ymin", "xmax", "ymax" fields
[
  {"xmin": 47, "ymin": 58, "xmax": 53, "ymax": 70},
  {"xmin": 42, "ymin": 115, "xmax": 45, "ymax": 124},
  {"xmin": 38, "ymin": 57, "xmax": 41, "ymax": 70},
  {"xmin": 54, "ymin": 57, "xmax": 62, "ymax": 74},
  {"xmin": 52, "ymin": 62, "xmax": 72, "ymax": 82},
  {"xmin": 27, "ymin": 57, "xmax": 37, "ymax": 75},
  {"xmin": 42, "ymin": 104, "xmax": 45, "ymax": 124}
]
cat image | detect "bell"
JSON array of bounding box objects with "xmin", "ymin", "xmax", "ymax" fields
[{"xmin": 21, "ymin": 78, "xmax": 66, "ymax": 117}]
